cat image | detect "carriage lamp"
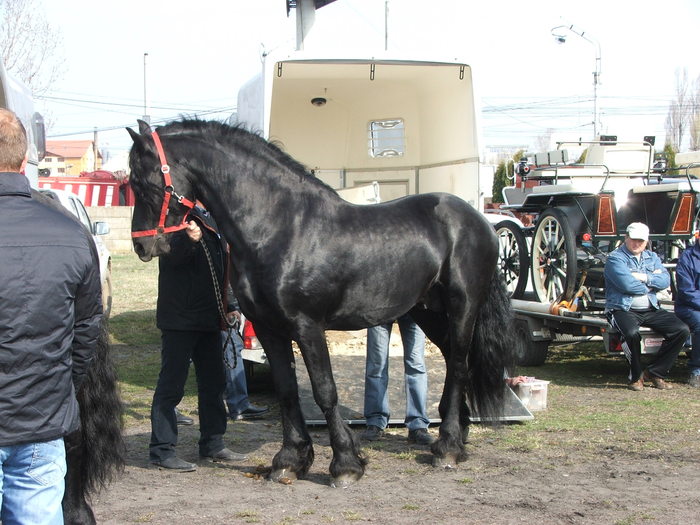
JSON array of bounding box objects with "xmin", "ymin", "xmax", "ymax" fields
[
  {"xmin": 311, "ymin": 97, "xmax": 327, "ymax": 106},
  {"xmin": 582, "ymin": 233, "xmax": 592, "ymax": 242}
]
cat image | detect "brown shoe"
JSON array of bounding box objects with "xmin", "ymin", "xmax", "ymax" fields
[
  {"xmin": 643, "ymin": 370, "xmax": 672, "ymax": 390},
  {"xmin": 628, "ymin": 378, "xmax": 644, "ymax": 391}
]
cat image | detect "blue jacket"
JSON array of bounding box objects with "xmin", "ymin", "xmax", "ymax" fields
[
  {"xmin": 675, "ymin": 241, "xmax": 700, "ymax": 315},
  {"xmin": 604, "ymin": 244, "xmax": 670, "ymax": 312}
]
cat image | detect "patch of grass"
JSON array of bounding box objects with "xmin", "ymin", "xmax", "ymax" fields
[
  {"xmin": 457, "ymin": 477, "xmax": 473, "ymax": 484},
  {"xmin": 402, "ymin": 504, "xmax": 420, "ymax": 510},
  {"xmin": 341, "ymin": 511, "xmax": 363, "ymax": 521},
  {"xmin": 235, "ymin": 510, "xmax": 261, "ymax": 523}
]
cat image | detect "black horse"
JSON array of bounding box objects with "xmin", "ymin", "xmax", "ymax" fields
[
  {"xmin": 32, "ymin": 189, "xmax": 125, "ymax": 524},
  {"xmin": 127, "ymin": 118, "xmax": 516, "ymax": 487}
]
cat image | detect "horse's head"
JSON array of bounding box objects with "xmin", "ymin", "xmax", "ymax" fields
[{"xmin": 127, "ymin": 120, "xmax": 196, "ymax": 261}]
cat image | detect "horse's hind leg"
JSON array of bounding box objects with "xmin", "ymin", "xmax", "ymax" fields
[
  {"xmin": 296, "ymin": 325, "xmax": 366, "ymax": 487},
  {"xmin": 255, "ymin": 330, "xmax": 315, "ymax": 482},
  {"xmin": 410, "ymin": 307, "xmax": 471, "ymax": 443},
  {"xmin": 410, "ymin": 307, "xmax": 471, "ymax": 466}
]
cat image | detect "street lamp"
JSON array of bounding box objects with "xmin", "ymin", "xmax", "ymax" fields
[{"xmin": 551, "ymin": 24, "xmax": 601, "ymax": 139}]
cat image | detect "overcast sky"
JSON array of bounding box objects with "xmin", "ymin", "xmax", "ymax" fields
[{"xmin": 39, "ymin": 0, "xmax": 700, "ymax": 161}]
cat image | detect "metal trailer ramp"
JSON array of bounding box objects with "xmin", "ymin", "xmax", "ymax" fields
[{"xmin": 295, "ymin": 354, "xmax": 533, "ymax": 426}]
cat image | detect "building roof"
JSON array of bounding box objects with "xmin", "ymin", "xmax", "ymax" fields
[{"xmin": 45, "ymin": 140, "xmax": 97, "ymax": 159}]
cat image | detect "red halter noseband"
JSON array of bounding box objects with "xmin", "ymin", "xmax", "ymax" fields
[{"xmin": 131, "ymin": 130, "xmax": 196, "ymax": 239}]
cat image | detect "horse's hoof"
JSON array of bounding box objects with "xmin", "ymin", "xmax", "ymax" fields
[
  {"xmin": 330, "ymin": 473, "xmax": 360, "ymax": 489},
  {"xmin": 432, "ymin": 454, "xmax": 458, "ymax": 470},
  {"xmin": 269, "ymin": 468, "xmax": 298, "ymax": 484}
]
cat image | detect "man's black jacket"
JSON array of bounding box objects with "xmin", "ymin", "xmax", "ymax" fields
[
  {"xmin": 156, "ymin": 207, "xmax": 234, "ymax": 332},
  {"xmin": 0, "ymin": 172, "xmax": 102, "ymax": 446}
]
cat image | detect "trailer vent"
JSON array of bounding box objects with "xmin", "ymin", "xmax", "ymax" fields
[{"xmin": 368, "ymin": 118, "xmax": 405, "ymax": 158}]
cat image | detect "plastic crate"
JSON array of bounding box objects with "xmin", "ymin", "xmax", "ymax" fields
[{"xmin": 514, "ymin": 380, "xmax": 550, "ymax": 411}]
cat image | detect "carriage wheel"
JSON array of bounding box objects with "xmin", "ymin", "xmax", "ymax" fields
[
  {"xmin": 530, "ymin": 208, "xmax": 577, "ymax": 304},
  {"xmin": 495, "ymin": 220, "xmax": 529, "ymax": 299}
]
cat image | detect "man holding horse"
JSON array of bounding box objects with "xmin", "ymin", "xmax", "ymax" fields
[
  {"xmin": 149, "ymin": 206, "xmax": 247, "ymax": 471},
  {"xmin": 0, "ymin": 108, "xmax": 103, "ymax": 523}
]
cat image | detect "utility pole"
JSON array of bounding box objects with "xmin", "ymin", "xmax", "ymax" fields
[
  {"xmin": 142, "ymin": 52, "xmax": 150, "ymax": 125},
  {"xmin": 93, "ymin": 127, "xmax": 99, "ymax": 171}
]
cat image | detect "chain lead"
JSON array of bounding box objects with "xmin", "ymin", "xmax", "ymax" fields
[{"xmin": 200, "ymin": 238, "xmax": 239, "ymax": 369}]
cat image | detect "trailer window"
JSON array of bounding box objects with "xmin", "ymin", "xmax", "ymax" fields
[{"xmin": 368, "ymin": 119, "xmax": 405, "ymax": 158}]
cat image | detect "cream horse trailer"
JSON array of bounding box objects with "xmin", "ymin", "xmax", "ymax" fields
[
  {"xmin": 236, "ymin": 52, "xmax": 482, "ymax": 208},
  {"xmin": 0, "ymin": 59, "xmax": 45, "ymax": 187}
]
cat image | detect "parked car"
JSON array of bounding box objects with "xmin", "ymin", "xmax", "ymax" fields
[{"xmin": 38, "ymin": 188, "xmax": 113, "ymax": 317}]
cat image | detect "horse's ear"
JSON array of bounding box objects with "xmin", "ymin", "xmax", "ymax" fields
[
  {"xmin": 126, "ymin": 126, "xmax": 142, "ymax": 144},
  {"xmin": 137, "ymin": 119, "xmax": 153, "ymax": 136}
]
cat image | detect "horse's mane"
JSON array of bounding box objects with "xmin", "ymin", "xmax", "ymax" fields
[{"xmin": 156, "ymin": 118, "xmax": 337, "ymax": 194}]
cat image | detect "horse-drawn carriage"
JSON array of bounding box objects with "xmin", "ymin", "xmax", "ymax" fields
[{"xmin": 494, "ymin": 137, "xmax": 700, "ymax": 364}]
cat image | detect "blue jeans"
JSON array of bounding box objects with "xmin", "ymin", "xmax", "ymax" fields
[
  {"xmin": 364, "ymin": 314, "xmax": 429, "ymax": 430},
  {"xmin": 675, "ymin": 308, "xmax": 700, "ymax": 375},
  {"xmin": 0, "ymin": 438, "xmax": 66, "ymax": 525},
  {"xmin": 223, "ymin": 330, "xmax": 251, "ymax": 415}
]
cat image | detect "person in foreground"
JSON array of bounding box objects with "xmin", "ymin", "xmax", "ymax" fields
[
  {"xmin": 673, "ymin": 234, "xmax": 700, "ymax": 388},
  {"xmin": 361, "ymin": 314, "xmax": 435, "ymax": 445},
  {"xmin": 0, "ymin": 108, "xmax": 103, "ymax": 524},
  {"xmin": 604, "ymin": 222, "xmax": 688, "ymax": 391},
  {"xmin": 149, "ymin": 206, "xmax": 247, "ymax": 471}
]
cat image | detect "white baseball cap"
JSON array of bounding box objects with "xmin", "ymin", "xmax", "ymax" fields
[{"xmin": 626, "ymin": 222, "xmax": 649, "ymax": 241}]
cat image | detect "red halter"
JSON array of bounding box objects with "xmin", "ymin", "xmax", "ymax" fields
[{"xmin": 131, "ymin": 130, "xmax": 196, "ymax": 239}]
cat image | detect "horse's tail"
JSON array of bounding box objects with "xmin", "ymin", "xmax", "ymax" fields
[
  {"xmin": 75, "ymin": 318, "xmax": 126, "ymax": 495},
  {"xmin": 466, "ymin": 270, "xmax": 520, "ymax": 421}
]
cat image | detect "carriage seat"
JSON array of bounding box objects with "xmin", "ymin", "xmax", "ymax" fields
[
  {"xmin": 631, "ymin": 181, "xmax": 693, "ymax": 194},
  {"xmin": 530, "ymin": 183, "xmax": 596, "ymax": 195}
]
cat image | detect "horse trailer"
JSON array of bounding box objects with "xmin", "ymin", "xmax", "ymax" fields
[
  {"xmin": 235, "ymin": 51, "xmax": 483, "ymax": 209},
  {"xmin": 0, "ymin": 59, "xmax": 46, "ymax": 186}
]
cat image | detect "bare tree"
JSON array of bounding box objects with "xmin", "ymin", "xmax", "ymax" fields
[
  {"xmin": 689, "ymin": 73, "xmax": 700, "ymax": 151},
  {"xmin": 0, "ymin": 0, "xmax": 64, "ymax": 95},
  {"xmin": 535, "ymin": 128, "xmax": 554, "ymax": 152},
  {"xmin": 664, "ymin": 68, "xmax": 690, "ymax": 152}
]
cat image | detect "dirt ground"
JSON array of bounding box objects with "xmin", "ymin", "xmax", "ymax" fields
[{"xmin": 91, "ymin": 331, "xmax": 700, "ymax": 525}]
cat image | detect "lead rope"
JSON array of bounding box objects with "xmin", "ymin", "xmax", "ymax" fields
[{"xmin": 200, "ymin": 239, "xmax": 239, "ymax": 370}]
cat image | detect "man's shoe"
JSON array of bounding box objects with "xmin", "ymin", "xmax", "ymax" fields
[
  {"xmin": 408, "ymin": 428, "xmax": 436, "ymax": 446},
  {"xmin": 175, "ymin": 408, "xmax": 194, "ymax": 426},
  {"xmin": 643, "ymin": 370, "xmax": 672, "ymax": 390},
  {"xmin": 230, "ymin": 405, "xmax": 269, "ymax": 421},
  {"xmin": 360, "ymin": 425, "xmax": 383, "ymax": 441},
  {"xmin": 200, "ymin": 447, "xmax": 247, "ymax": 463},
  {"xmin": 151, "ymin": 456, "xmax": 197, "ymax": 472},
  {"xmin": 689, "ymin": 374, "xmax": 700, "ymax": 388},
  {"xmin": 628, "ymin": 378, "xmax": 644, "ymax": 391}
]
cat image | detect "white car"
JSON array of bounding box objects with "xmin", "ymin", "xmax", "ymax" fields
[{"xmin": 38, "ymin": 188, "xmax": 113, "ymax": 317}]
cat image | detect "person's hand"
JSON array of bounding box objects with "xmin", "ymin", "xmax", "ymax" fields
[
  {"xmin": 653, "ymin": 269, "xmax": 662, "ymax": 274},
  {"xmin": 631, "ymin": 272, "xmax": 648, "ymax": 282},
  {"xmin": 185, "ymin": 220, "xmax": 202, "ymax": 242},
  {"xmin": 226, "ymin": 311, "xmax": 241, "ymax": 323}
]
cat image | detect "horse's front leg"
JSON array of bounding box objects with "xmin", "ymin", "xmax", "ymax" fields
[
  {"xmin": 297, "ymin": 326, "xmax": 367, "ymax": 487},
  {"xmin": 255, "ymin": 330, "xmax": 314, "ymax": 482}
]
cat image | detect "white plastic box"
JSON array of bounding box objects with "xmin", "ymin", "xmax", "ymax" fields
[{"xmin": 514, "ymin": 380, "xmax": 550, "ymax": 411}]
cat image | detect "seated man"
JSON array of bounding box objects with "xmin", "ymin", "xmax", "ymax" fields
[
  {"xmin": 674, "ymin": 235, "xmax": 700, "ymax": 388},
  {"xmin": 604, "ymin": 222, "xmax": 688, "ymax": 391}
]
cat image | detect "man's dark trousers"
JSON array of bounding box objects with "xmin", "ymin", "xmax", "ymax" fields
[
  {"xmin": 149, "ymin": 330, "xmax": 227, "ymax": 461},
  {"xmin": 610, "ymin": 308, "xmax": 688, "ymax": 382}
]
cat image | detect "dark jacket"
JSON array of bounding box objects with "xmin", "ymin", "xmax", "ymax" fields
[
  {"xmin": 675, "ymin": 241, "xmax": 700, "ymax": 314},
  {"xmin": 156, "ymin": 207, "xmax": 234, "ymax": 331},
  {"xmin": 0, "ymin": 172, "xmax": 102, "ymax": 446}
]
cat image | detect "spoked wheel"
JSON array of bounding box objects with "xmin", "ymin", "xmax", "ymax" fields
[
  {"xmin": 495, "ymin": 220, "xmax": 529, "ymax": 298},
  {"xmin": 530, "ymin": 208, "xmax": 577, "ymax": 303}
]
